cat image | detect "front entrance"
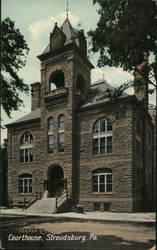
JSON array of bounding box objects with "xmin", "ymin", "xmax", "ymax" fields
[{"xmin": 48, "ymin": 165, "xmax": 64, "ymax": 197}]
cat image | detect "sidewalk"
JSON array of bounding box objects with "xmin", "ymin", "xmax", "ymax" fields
[{"xmin": 0, "ymin": 208, "xmax": 155, "ymax": 225}]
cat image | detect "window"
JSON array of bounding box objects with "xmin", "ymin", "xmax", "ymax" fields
[
  {"xmin": 48, "ymin": 117, "xmax": 54, "ymax": 132},
  {"xmin": 104, "ymin": 203, "xmax": 111, "ymax": 211},
  {"xmin": 58, "ymin": 115, "xmax": 65, "ymax": 152},
  {"xmin": 76, "ymin": 74, "xmax": 86, "ymax": 95},
  {"xmin": 20, "ymin": 132, "xmax": 33, "ymax": 162},
  {"xmin": 92, "ymin": 168, "xmax": 112, "ymax": 193},
  {"xmin": 93, "ymin": 203, "xmax": 100, "ymax": 211},
  {"xmin": 19, "ymin": 173, "xmax": 32, "ymax": 193},
  {"xmin": 59, "ymin": 115, "xmax": 64, "ymax": 130},
  {"xmin": 93, "ymin": 117, "xmax": 112, "ymax": 155},
  {"xmin": 48, "ymin": 117, "xmax": 54, "ymax": 153},
  {"xmin": 48, "ymin": 135, "xmax": 54, "ymax": 153},
  {"xmin": 59, "ymin": 133, "xmax": 64, "ymax": 152}
]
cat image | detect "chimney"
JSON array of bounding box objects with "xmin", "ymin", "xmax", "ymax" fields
[{"xmin": 31, "ymin": 82, "xmax": 41, "ymax": 111}]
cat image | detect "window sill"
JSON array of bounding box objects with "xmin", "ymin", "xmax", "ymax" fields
[
  {"xmin": 19, "ymin": 162, "xmax": 34, "ymax": 164},
  {"xmin": 19, "ymin": 193, "xmax": 32, "ymax": 196},
  {"xmin": 92, "ymin": 192, "xmax": 112, "ymax": 195},
  {"xmin": 92, "ymin": 153, "xmax": 113, "ymax": 157}
]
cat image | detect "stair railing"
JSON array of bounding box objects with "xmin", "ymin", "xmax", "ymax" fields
[
  {"xmin": 55, "ymin": 189, "xmax": 69, "ymax": 212},
  {"xmin": 23, "ymin": 191, "xmax": 42, "ymax": 209}
]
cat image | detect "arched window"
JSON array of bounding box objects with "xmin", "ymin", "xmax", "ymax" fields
[
  {"xmin": 48, "ymin": 117, "xmax": 54, "ymax": 132},
  {"xmin": 19, "ymin": 173, "xmax": 32, "ymax": 193},
  {"xmin": 47, "ymin": 117, "xmax": 54, "ymax": 153},
  {"xmin": 49, "ymin": 70, "xmax": 65, "ymax": 91},
  {"xmin": 92, "ymin": 168, "xmax": 112, "ymax": 193},
  {"xmin": 93, "ymin": 117, "xmax": 112, "ymax": 155},
  {"xmin": 76, "ymin": 74, "xmax": 86, "ymax": 94},
  {"xmin": 20, "ymin": 132, "xmax": 33, "ymax": 144},
  {"xmin": 20, "ymin": 132, "xmax": 33, "ymax": 162},
  {"xmin": 58, "ymin": 115, "xmax": 65, "ymax": 152},
  {"xmin": 59, "ymin": 115, "xmax": 64, "ymax": 130}
]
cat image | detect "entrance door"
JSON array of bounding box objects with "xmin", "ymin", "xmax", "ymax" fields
[{"xmin": 48, "ymin": 165, "xmax": 64, "ymax": 197}]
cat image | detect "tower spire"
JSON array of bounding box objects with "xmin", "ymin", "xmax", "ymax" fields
[{"xmin": 66, "ymin": 0, "xmax": 69, "ymax": 18}]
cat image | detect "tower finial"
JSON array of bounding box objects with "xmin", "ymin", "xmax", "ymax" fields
[{"xmin": 66, "ymin": 0, "xmax": 69, "ymax": 18}]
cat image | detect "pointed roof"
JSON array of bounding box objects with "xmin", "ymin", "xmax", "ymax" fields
[
  {"xmin": 61, "ymin": 17, "xmax": 79, "ymax": 46},
  {"xmin": 41, "ymin": 17, "xmax": 80, "ymax": 55}
]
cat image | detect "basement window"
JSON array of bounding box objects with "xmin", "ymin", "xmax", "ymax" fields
[
  {"xmin": 104, "ymin": 203, "xmax": 111, "ymax": 211},
  {"xmin": 93, "ymin": 203, "xmax": 100, "ymax": 211}
]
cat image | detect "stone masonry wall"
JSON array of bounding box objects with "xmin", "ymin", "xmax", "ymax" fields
[
  {"xmin": 39, "ymin": 47, "xmax": 91, "ymax": 202},
  {"xmin": 77, "ymin": 100, "xmax": 134, "ymax": 212},
  {"xmin": 7, "ymin": 46, "xmax": 92, "ymax": 208},
  {"xmin": 7, "ymin": 120, "xmax": 41, "ymax": 206}
]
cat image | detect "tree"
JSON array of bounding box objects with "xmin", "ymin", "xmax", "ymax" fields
[
  {"xmin": 1, "ymin": 17, "xmax": 29, "ymax": 118},
  {"xmin": 88, "ymin": 0, "xmax": 156, "ymax": 211},
  {"xmin": 88, "ymin": 0, "xmax": 157, "ymax": 101}
]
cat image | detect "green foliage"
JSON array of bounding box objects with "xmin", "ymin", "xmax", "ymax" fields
[
  {"xmin": 88, "ymin": 0, "xmax": 157, "ymax": 102},
  {"xmin": 89, "ymin": 0, "xmax": 157, "ymax": 70},
  {"xmin": 1, "ymin": 17, "xmax": 30, "ymax": 118},
  {"xmin": 97, "ymin": 80, "xmax": 134, "ymax": 101}
]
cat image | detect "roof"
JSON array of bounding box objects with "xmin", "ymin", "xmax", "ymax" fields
[
  {"xmin": 6, "ymin": 80, "xmax": 129, "ymax": 127},
  {"xmin": 6, "ymin": 108, "xmax": 41, "ymax": 127},
  {"xmin": 61, "ymin": 18, "xmax": 79, "ymax": 46},
  {"xmin": 81, "ymin": 80, "xmax": 128, "ymax": 108},
  {"xmin": 42, "ymin": 17, "xmax": 79, "ymax": 55}
]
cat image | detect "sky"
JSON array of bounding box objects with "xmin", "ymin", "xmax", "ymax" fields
[{"xmin": 1, "ymin": 0, "xmax": 156, "ymax": 144}]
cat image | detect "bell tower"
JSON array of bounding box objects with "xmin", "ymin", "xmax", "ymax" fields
[
  {"xmin": 38, "ymin": 16, "xmax": 93, "ymax": 107},
  {"xmin": 37, "ymin": 16, "xmax": 93, "ymax": 201}
]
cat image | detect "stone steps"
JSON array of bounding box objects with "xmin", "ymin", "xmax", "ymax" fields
[{"xmin": 26, "ymin": 197, "xmax": 56, "ymax": 214}]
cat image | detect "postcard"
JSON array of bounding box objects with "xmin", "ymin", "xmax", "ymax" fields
[{"xmin": 1, "ymin": 0, "xmax": 156, "ymax": 249}]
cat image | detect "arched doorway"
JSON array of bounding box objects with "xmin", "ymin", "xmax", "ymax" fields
[{"xmin": 47, "ymin": 165, "xmax": 64, "ymax": 197}]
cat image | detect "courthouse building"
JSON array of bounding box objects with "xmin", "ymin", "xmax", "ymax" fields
[{"xmin": 6, "ymin": 16, "xmax": 155, "ymax": 212}]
